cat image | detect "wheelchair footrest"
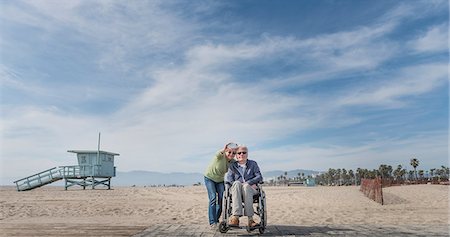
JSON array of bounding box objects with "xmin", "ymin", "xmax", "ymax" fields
[{"xmin": 226, "ymin": 224, "xmax": 262, "ymax": 229}]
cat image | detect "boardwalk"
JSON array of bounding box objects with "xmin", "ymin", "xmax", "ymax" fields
[
  {"xmin": 133, "ymin": 224, "xmax": 449, "ymax": 237},
  {"xmin": 0, "ymin": 223, "xmax": 448, "ymax": 236}
]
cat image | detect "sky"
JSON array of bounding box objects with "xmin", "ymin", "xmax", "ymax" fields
[{"xmin": 0, "ymin": 0, "xmax": 448, "ymax": 183}]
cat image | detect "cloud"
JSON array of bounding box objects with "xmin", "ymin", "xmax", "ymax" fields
[
  {"xmin": 1, "ymin": 1, "xmax": 204, "ymax": 74},
  {"xmin": 379, "ymin": 0, "xmax": 447, "ymax": 24},
  {"xmin": 0, "ymin": 105, "xmax": 103, "ymax": 181},
  {"xmin": 0, "ymin": 65, "xmax": 44, "ymax": 95},
  {"xmin": 335, "ymin": 63, "xmax": 448, "ymax": 108},
  {"xmin": 408, "ymin": 23, "xmax": 448, "ymax": 53}
]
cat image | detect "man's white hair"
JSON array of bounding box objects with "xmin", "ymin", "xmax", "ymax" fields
[{"xmin": 237, "ymin": 145, "xmax": 248, "ymax": 151}]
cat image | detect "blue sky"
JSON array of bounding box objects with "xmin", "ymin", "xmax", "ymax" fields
[{"xmin": 0, "ymin": 0, "xmax": 448, "ymax": 182}]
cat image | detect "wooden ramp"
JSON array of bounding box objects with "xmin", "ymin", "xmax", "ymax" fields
[{"xmin": 13, "ymin": 167, "xmax": 63, "ymax": 191}]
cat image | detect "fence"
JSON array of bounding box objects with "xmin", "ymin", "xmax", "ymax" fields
[{"xmin": 360, "ymin": 177, "xmax": 383, "ymax": 205}]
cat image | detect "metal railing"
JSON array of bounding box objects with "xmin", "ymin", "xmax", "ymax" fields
[
  {"xmin": 60, "ymin": 165, "xmax": 101, "ymax": 178},
  {"xmin": 13, "ymin": 165, "xmax": 103, "ymax": 191},
  {"xmin": 13, "ymin": 167, "xmax": 62, "ymax": 191}
]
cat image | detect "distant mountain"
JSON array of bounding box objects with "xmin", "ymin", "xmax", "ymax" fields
[{"xmin": 113, "ymin": 169, "xmax": 323, "ymax": 186}]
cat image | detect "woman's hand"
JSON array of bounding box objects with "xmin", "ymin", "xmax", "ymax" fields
[{"xmin": 223, "ymin": 142, "xmax": 237, "ymax": 151}]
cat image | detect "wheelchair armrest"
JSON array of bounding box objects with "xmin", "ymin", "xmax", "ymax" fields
[
  {"xmin": 256, "ymin": 181, "xmax": 265, "ymax": 191},
  {"xmin": 225, "ymin": 181, "xmax": 232, "ymax": 190}
]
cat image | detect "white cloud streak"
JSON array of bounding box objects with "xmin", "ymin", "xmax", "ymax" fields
[
  {"xmin": 408, "ymin": 23, "xmax": 448, "ymax": 53},
  {"xmin": 335, "ymin": 63, "xmax": 448, "ymax": 108}
]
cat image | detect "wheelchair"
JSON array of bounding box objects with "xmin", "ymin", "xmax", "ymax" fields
[{"xmin": 219, "ymin": 181, "xmax": 267, "ymax": 234}]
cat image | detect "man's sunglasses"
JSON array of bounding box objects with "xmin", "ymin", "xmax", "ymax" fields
[{"xmin": 237, "ymin": 152, "xmax": 247, "ymax": 155}]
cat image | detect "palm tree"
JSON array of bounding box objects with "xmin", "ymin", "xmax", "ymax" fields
[
  {"xmin": 418, "ymin": 170, "xmax": 424, "ymax": 181},
  {"xmin": 429, "ymin": 168, "xmax": 435, "ymax": 183},
  {"xmin": 442, "ymin": 166, "xmax": 450, "ymax": 181},
  {"xmin": 366, "ymin": 169, "xmax": 376, "ymax": 179},
  {"xmin": 321, "ymin": 173, "xmax": 329, "ymax": 186},
  {"xmin": 430, "ymin": 168, "xmax": 435, "ymax": 178},
  {"xmin": 348, "ymin": 169, "xmax": 355, "ymax": 185},
  {"xmin": 400, "ymin": 168, "xmax": 407, "ymax": 181},
  {"xmin": 410, "ymin": 158, "xmax": 419, "ymax": 181},
  {"xmin": 356, "ymin": 168, "xmax": 362, "ymax": 185},
  {"xmin": 408, "ymin": 170, "xmax": 415, "ymax": 181},
  {"xmin": 394, "ymin": 165, "xmax": 402, "ymax": 182},
  {"xmin": 328, "ymin": 168, "xmax": 336, "ymax": 185},
  {"xmin": 387, "ymin": 165, "xmax": 393, "ymax": 179},
  {"xmin": 379, "ymin": 164, "xmax": 389, "ymax": 179},
  {"xmin": 342, "ymin": 169, "xmax": 348, "ymax": 185},
  {"xmin": 336, "ymin": 169, "xmax": 342, "ymax": 186}
]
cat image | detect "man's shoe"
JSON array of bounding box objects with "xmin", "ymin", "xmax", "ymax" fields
[
  {"xmin": 229, "ymin": 216, "xmax": 239, "ymax": 226},
  {"xmin": 248, "ymin": 220, "xmax": 258, "ymax": 227}
]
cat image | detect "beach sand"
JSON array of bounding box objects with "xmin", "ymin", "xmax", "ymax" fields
[{"xmin": 1, "ymin": 184, "xmax": 448, "ymax": 236}]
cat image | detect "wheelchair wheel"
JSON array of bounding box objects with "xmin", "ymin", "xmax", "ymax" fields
[
  {"xmin": 258, "ymin": 226, "xmax": 265, "ymax": 234},
  {"xmin": 259, "ymin": 190, "xmax": 267, "ymax": 228},
  {"xmin": 221, "ymin": 187, "xmax": 231, "ymax": 222},
  {"xmin": 221, "ymin": 195, "xmax": 228, "ymax": 222},
  {"xmin": 219, "ymin": 221, "xmax": 229, "ymax": 233}
]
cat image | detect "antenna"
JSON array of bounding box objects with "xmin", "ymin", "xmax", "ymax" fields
[
  {"xmin": 98, "ymin": 132, "xmax": 101, "ymax": 152},
  {"xmin": 97, "ymin": 132, "xmax": 101, "ymax": 165}
]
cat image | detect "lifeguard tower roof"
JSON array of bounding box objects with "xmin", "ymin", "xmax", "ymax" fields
[{"xmin": 67, "ymin": 150, "xmax": 120, "ymax": 156}]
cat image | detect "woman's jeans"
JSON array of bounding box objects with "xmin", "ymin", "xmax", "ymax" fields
[{"xmin": 204, "ymin": 176, "xmax": 225, "ymax": 225}]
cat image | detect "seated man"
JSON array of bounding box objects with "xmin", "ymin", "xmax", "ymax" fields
[{"xmin": 225, "ymin": 146, "xmax": 263, "ymax": 227}]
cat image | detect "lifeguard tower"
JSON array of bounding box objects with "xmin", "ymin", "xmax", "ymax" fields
[
  {"xmin": 13, "ymin": 134, "xmax": 119, "ymax": 191},
  {"xmin": 62, "ymin": 150, "xmax": 119, "ymax": 190},
  {"xmin": 305, "ymin": 177, "xmax": 316, "ymax": 187}
]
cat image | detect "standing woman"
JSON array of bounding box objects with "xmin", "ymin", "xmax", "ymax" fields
[{"xmin": 204, "ymin": 142, "xmax": 237, "ymax": 229}]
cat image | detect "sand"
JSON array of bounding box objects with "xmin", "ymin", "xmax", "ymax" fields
[{"xmin": 0, "ymin": 184, "xmax": 448, "ymax": 236}]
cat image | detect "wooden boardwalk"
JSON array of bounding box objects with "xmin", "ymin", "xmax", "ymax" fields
[
  {"xmin": 133, "ymin": 224, "xmax": 449, "ymax": 237},
  {"xmin": 1, "ymin": 223, "xmax": 448, "ymax": 236}
]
